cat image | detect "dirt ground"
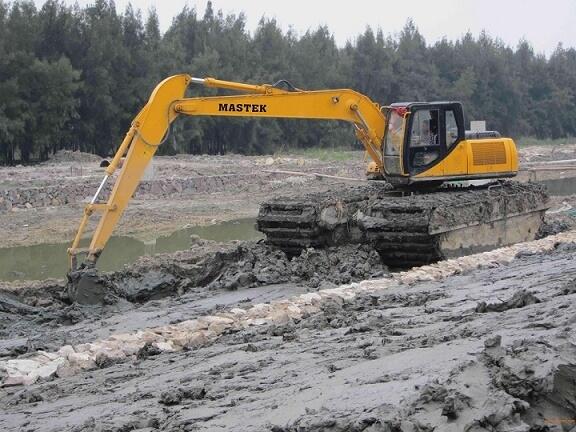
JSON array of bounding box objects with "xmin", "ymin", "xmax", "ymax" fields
[
  {"xmin": 0, "ymin": 144, "xmax": 575, "ymax": 249},
  {"xmin": 1, "ymin": 146, "xmax": 576, "ymax": 431},
  {"xmin": 0, "ymin": 152, "xmax": 366, "ymax": 248},
  {"xmin": 1, "ymin": 234, "xmax": 575, "ymax": 431}
]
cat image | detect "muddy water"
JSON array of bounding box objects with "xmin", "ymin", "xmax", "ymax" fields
[
  {"xmin": 0, "ymin": 218, "xmax": 262, "ymax": 281},
  {"xmin": 539, "ymin": 176, "xmax": 576, "ymax": 196}
]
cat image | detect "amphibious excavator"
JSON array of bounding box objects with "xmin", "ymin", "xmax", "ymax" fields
[{"xmin": 67, "ymin": 74, "xmax": 548, "ymax": 281}]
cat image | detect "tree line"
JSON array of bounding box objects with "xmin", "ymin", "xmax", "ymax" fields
[{"xmin": 1, "ymin": 0, "xmax": 575, "ymax": 164}]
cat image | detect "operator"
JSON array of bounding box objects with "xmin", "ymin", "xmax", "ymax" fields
[
  {"xmin": 411, "ymin": 119, "xmax": 439, "ymax": 167},
  {"xmin": 420, "ymin": 120, "xmax": 437, "ymax": 146}
]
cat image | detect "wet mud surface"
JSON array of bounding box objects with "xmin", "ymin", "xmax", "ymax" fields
[
  {"xmin": 1, "ymin": 149, "xmax": 576, "ymax": 430},
  {"xmin": 0, "ymin": 240, "xmax": 387, "ymax": 356},
  {"xmin": 66, "ymin": 240, "xmax": 387, "ymax": 304},
  {"xmin": 1, "ymin": 238, "xmax": 576, "ymax": 431}
]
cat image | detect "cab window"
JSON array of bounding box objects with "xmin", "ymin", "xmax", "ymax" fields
[
  {"xmin": 409, "ymin": 109, "xmax": 440, "ymax": 169},
  {"xmin": 445, "ymin": 109, "xmax": 458, "ymax": 148},
  {"xmin": 384, "ymin": 109, "xmax": 404, "ymax": 156}
]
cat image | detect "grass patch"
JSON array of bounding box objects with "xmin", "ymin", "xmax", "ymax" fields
[{"xmin": 516, "ymin": 136, "xmax": 576, "ymax": 147}]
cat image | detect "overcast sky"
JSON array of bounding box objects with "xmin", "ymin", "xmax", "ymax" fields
[{"xmin": 32, "ymin": 0, "xmax": 576, "ymax": 56}]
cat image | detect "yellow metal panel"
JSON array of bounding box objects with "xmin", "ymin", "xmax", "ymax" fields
[
  {"xmin": 471, "ymin": 141, "xmax": 506, "ymax": 165},
  {"xmin": 82, "ymin": 75, "xmax": 191, "ymax": 264},
  {"xmin": 415, "ymin": 140, "xmax": 468, "ymax": 178},
  {"xmin": 415, "ymin": 137, "xmax": 518, "ymax": 179},
  {"xmin": 467, "ymin": 138, "xmax": 514, "ymax": 175},
  {"xmin": 176, "ymin": 89, "xmax": 386, "ymax": 170}
]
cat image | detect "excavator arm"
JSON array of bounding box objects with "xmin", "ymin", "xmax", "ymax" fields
[{"xmin": 68, "ymin": 74, "xmax": 387, "ymax": 270}]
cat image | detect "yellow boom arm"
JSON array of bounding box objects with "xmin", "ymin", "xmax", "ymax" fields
[{"xmin": 68, "ymin": 74, "xmax": 387, "ymax": 270}]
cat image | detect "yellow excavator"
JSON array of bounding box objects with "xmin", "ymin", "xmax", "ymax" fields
[{"xmin": 67, "ymin": 74, "xmax": 548, "ymax": 282}]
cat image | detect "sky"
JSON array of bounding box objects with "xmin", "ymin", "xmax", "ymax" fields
[{"xmin": 32, "ymin": 0, "xmax": 576, "ymax": 56}]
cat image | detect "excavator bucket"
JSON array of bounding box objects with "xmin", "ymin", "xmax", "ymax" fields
[{"xmin": 66, "ymin": 268, "xmax": 112, "ymax": 305}]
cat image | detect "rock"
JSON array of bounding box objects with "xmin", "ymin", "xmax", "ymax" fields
[
  {"xmin": 229, "ymin": 308, "xmax": 247, "ymax": 317},
  {"xmin": 94, "ymin": 351, "xmax": 124, "ymax": 369},
  {"xmin": 476, "ymin": 290, "xmax": 541, "ymax": 313},
  {"xmin": 248, "ymin": 303, "xmax": 273, "ymax": 318},
  {"xmin": 136, "ymin": 342, "xmax": 162, "ymax": 360},
  {"xmin": 4, "ymin": 359, "xmax": 42, "ymax": 376},
  {"xmin": 158, "ymin": 386, "xmax": 206, "ymax": 406},
  {"xmin": 65, "ymin": 352, "xmax": 95, "ymax": 370},
  {"xmin": 203, "ymin": 316, "xmax": 235, "ymax": 326},
  {"xmin": 171, "ymin": 331, "xmax": 208, "ymax": 349},
  {"xmin": 298, "ymin": 293, "xmax": 322, "ymax": 305},
  {"xmin": 484, "ymin": 335, "xmax": 502, "ymax": 348},
  {"xmin": 120, "ymin": 342, "xmax": 144, "ymax": 356},
  {"xmin": 30, "ymin": 358, "xmax": 65, "ymax": 381},
  {"xmin": 208, "ymin": 321, "xmax": 233, "ymax": 335},
  {"xmin": 1, "ymin": 375, "xmax": 37, "ymax": 386},
  {"xmin": 140, "ymin": 331, "xmax": 164, "ymax": 344},
  {"xmin": 174, "ymin": 319, "xmax": 203, "ymax": 332},
  {"xmin": 153, "ymin": 341, "xmax": 177, "ymax": 352},
  {"xmin": 267, "ymin": 310, "xmax": 293, "ymax": 325}
]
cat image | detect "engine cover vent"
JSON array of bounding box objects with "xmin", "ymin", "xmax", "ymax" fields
[{"xmin": 472, "ymin": 141, "xmax": 506, "ymax": 165}]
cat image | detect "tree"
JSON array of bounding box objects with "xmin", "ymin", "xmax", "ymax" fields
[{"xmin": 1, "ymin": 1, "xmax": 575, "ymax": 164}]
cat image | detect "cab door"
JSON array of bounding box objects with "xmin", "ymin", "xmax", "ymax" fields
[
  {"xmin": 409, "ymin": 103, "xmax": 467, "ymax": 179},
  {"xmin": 405, "ymin": 107, "xmax": 444, "ymax": 175}
]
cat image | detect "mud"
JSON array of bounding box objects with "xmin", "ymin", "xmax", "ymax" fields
[
  {"xmin": 2, "ymin": 147, "xmax": 572, "ymax": 251},
  {"xmin": 475, "ymin": 289, "xmax": 541, "ymax": 312},
  {"xmin": 0, "ymin": 239, "xmax": 387, "ymax": 357},
  {"xmin": 68, "ymin": 240, "xmax": 387, "ymax": 304},
  {"xmin": 0, "ymin": 232, "xmax": 575, "ymax": 431},
  {"xmin": 1, "ymin": 149, "xmax": 576, "ymax": 431}
]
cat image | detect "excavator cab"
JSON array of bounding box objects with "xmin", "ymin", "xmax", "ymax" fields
[
  {"xmin": 383, "ymin": 101, "xmax": 517, "ymax": 186},
  {"xmin": 384, "ymin": 102, "xmax": 464, "ymax": 180}
]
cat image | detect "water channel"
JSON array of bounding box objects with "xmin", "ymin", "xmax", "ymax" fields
[{"xmin": 0, "ymin": 218, "xmax": 262, "ymax": 281}]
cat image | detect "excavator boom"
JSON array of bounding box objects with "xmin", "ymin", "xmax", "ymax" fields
[{"xmin": 68, "ymin": 74, "xmax": 387, "ymax": 269}]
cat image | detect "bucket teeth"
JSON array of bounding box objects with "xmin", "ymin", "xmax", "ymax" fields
[{"xmin": 256, "ymin": 181, "xmax": 549, "ymax": 267}]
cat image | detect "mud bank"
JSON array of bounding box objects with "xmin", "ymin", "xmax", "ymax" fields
[
  {"xmin": 1, "ymin": 232, "xmax": 576, "ymax": 431},
  {"xmin": 0, "ymin": 240, "xmax": 387, "ymax": 361},
  {"xmin": 0, "ymin": 153, "xmax": 364, "ymax": 213},
  {"xmin": 67, "ymin": 241, "xmax": 387, "ymax": 304}
]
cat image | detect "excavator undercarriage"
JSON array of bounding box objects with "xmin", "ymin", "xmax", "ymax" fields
[{"xmin": 257, "ymin": 181, "xmax": 549, "ymax": 268}]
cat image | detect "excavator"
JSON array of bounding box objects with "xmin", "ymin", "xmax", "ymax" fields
[{"xmin": 67, "ymin": 74, "xmax": 548, "ymax": 297}]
